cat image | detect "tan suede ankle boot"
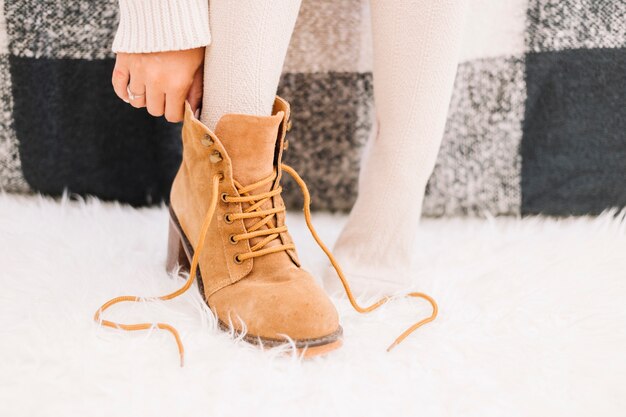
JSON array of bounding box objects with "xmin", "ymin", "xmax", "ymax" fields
[
  {"xmin": 94, "ymin": 97, "xmax": 438, "ymax": 366},
  {"xmin": 165, "ymin": 97, "xmax": 342, "ymax": 356}
]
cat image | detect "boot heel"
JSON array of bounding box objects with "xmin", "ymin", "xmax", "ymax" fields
[{"xmin": 166, "ymin": 218, "xmax": 190, "ymax": 274}]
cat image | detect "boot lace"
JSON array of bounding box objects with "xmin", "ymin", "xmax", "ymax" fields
[
  {"xmin": 94, "ymin": 165, "xmax": 438, "ymax": 366},
  {"xmin": 223, "ymin": 172, "xmax": 294, "ymax": 263}
]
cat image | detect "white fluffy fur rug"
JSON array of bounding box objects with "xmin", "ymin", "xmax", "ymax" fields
[{"xmin": 1, "ymin": 193, "xmax": 625, "ymax": 417}]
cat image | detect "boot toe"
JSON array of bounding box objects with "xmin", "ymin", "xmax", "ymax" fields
[{"xmin": 209, "ymin": 272, "xmax": 340, "ymax": 343}]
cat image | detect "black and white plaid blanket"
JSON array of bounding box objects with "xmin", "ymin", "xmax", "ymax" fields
[{"xmin": 1, "ymin": 0, "xmax": 624, "ymax": 216}]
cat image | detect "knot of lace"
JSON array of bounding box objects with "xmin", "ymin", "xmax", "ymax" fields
[
  {"xmin": 94, "ymin": 164, "xmax": 438, "ymax": 366},
  {"xmin": 223, "ymin": 170, "xmax": 294, "ymax": 263}
]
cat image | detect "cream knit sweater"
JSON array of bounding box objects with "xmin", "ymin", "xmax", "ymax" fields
[{"xmin": 113, "ymin": 0, "xmax": 211, "ymax": 53}]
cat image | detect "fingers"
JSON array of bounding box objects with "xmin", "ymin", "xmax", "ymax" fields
[
  {"xmin": 127, "ymin": 74, "xmax": 146, "ymax": 108},
  {"xmin": 187, "ymin": 66, "xmax": 204, "ymax": 115},
  {"xmin": 146, "ymin": 88, "xmax": 165, "ymax": 117},
  {"xmin": 166, "ymin": 69, "xmax": 201, "ymax": 122},
  {"xmin": 113, "ymin": 48, "xmax": 206, "ymax": 124},
  {"xmin": 113, "ymin": 55, "xmax": 199, "ymax": 123},
  {"xmin": 112, "ymin": 60, "xmax": 130, "ymax": 103},
  {"xmin": 165, "ymin": 92, "xmax": 185, "ymax": 123}
]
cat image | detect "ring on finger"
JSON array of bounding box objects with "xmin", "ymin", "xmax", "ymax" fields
[{"xmin": 127, "ymin": 85, "xmax": 146, "ymax": 101}]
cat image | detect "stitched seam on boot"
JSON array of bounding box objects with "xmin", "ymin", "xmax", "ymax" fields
[{"xmin": 206, "ymin": 278, "xmax": 236, "ymax": 298}]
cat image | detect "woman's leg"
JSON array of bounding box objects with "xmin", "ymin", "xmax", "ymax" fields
[
  {"xmin": 199, "ymin": 0, "xmax": 302, "ymax": 130},
  {"xmin": 325, "ymin": 0, "xmax": 468, "ymax": 295}
]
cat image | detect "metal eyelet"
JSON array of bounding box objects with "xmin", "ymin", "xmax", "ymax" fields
[
  {"xmin": 228, "ymin": 234, "xmax": 238, "ymax": 245},
  {"xmin": 209, "ymin": 151, "xmax": 222, "ymax": 163},
  {"xmin": 220, "ymin": 192, "xmax": 228, "ymax": 203},
  {"xmin": 233, "ymin": 254, "xmax": 243, "ymax": 264},
  {"xmin": 224, "ymin": 213, "xmax": 233, "ymax": 224},
  {"xmin": 201, "ymin": 134, "xmax": 214, "ymax": 147}
]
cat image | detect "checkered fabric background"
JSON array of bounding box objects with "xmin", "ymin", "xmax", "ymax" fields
[{"xmin": 1, "ymin": 0, "xmax": 625, "ymax": 216}]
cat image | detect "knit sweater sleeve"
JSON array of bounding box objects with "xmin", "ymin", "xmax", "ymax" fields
[{"xmin": 112, "ymin": 0, "xmax": 211, "ymax": 53}]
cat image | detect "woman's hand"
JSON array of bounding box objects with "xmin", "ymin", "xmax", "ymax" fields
[{"xmin": 112, "ymin": 48, "xmax": 205, "ymax": 123}]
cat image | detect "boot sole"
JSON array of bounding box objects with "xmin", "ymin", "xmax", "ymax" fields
[{"xmin": 165, "ymin": 206, "xmax": 343, "ymax": 357}]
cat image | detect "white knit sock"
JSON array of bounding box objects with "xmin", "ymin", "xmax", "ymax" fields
[
  {"xmin": 324, "ymin": 0, "xmax": 468, "ymax": 296},
  {"xmin": 200, "ymin": 0, "xmax": 302, "ymax": 130}
]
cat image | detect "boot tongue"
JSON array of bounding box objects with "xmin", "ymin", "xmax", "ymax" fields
[
  {"xmin": 214, "ymin": 111, "xmax": 287, "ymax": 259},
  {"xmin": 214, "ymin": 112, "xmax": 284, "ymax": 186}
]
